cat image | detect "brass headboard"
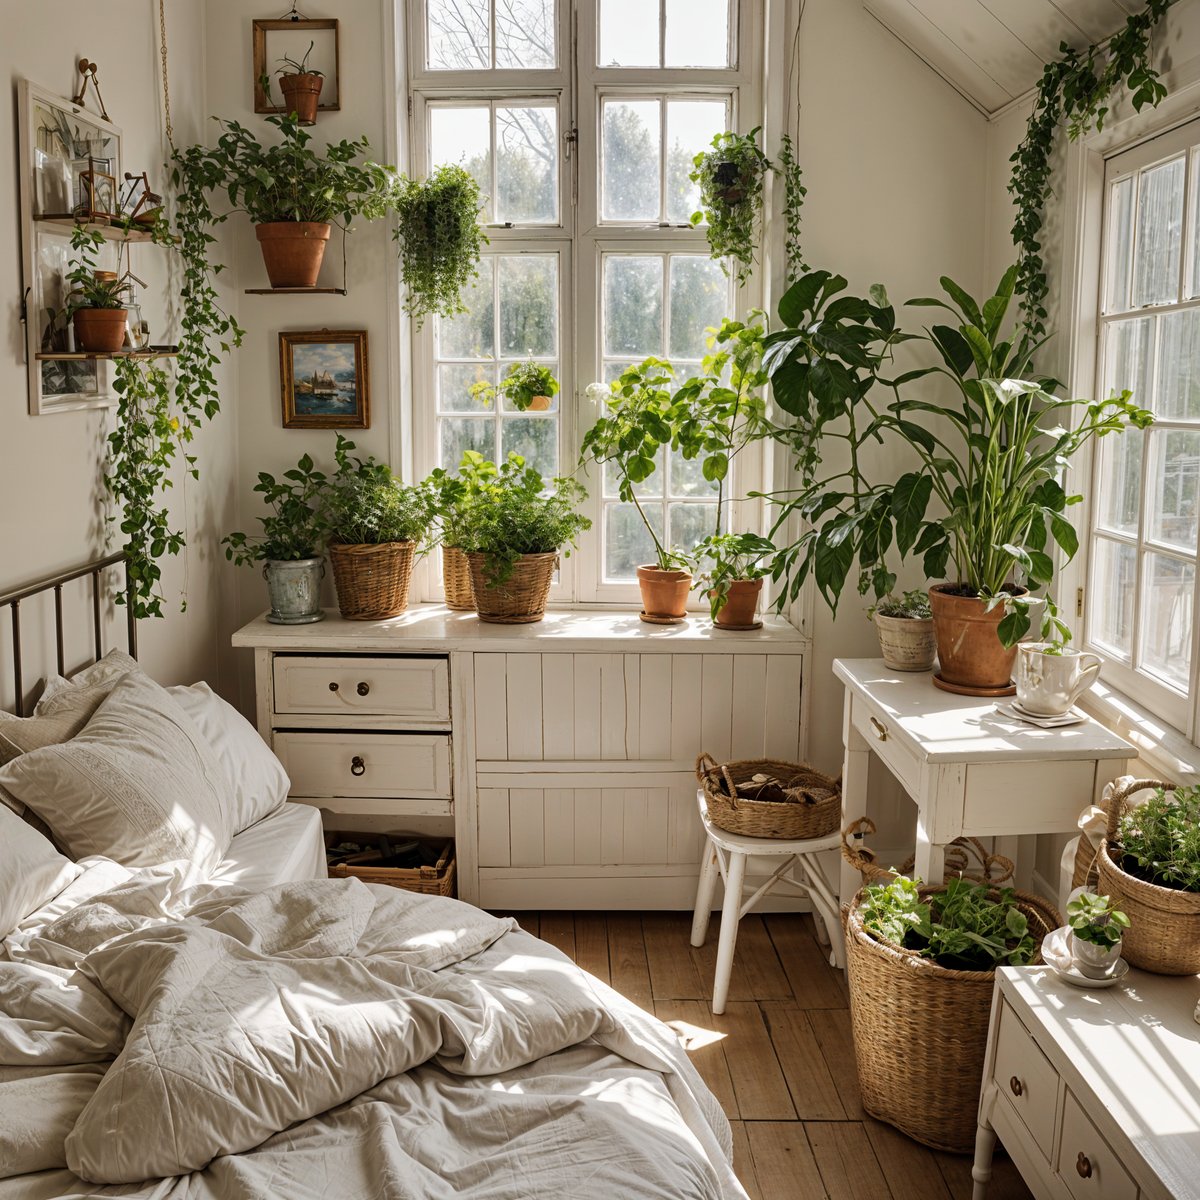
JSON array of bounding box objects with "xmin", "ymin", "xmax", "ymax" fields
[{"xmin": 0, "ymin": 552, "xmax": 137, "ymax": 716}]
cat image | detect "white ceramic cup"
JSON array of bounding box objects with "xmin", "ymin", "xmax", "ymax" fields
[{"xmin": 1016, "ymin": 643, "xmax": 1102, "ymax": 716}]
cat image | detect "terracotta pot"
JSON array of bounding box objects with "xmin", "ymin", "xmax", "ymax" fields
[
  {"xmin": 255, "ymin": 221, "xmax": 331, "ymax": 288},
  {"xmin": 928, "ymin": 584, "xmax": 1029, "ymax": 694},
  {"xmin": 874, "ymin": 613, "xmax": 936, "ymax": 672},
  {"xmin": 72, "ymin": 307, "xmax": 128, "ymax": 353},
  {"xmin": 637, "ymin": 565, "xmax": 692, "ymax": 623},
  {"xmin": 524, "ymin": 394, "xmax": 553, "ymax": 412},
  {"xmin": 278, "ymin": 72, "xmax": 323, "ymax": 124},
  {"xmin": 713, "ymin": 578, "xmax": 764, "ymax": 629}
]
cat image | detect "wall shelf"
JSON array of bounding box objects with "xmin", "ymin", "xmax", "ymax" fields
[
  {"xmin": 244, "ymin": 286, "xmax": 348, "ymax": 295},
  {"xmin": 35, "ymin": 349, "xmax": 179, "ymax": 361},
  {"xmin": 35, "ymin": 215, "xmax": 164, "ymax": 244}
]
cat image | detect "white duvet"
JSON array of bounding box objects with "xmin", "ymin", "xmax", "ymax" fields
[{"xmin": 0, "ymin": 863, "xmax": 745, "ymax": 1199}]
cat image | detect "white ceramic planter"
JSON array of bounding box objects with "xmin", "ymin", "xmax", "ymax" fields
[
  {"xmin": 1016, "ymin": 643, "xmax": 1101, "ymax": 715},
  {"xmin": 1069, "ymin": 930, "xmax": 1123, "ymax": 979}
]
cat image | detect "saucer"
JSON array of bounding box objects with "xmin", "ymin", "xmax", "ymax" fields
[
  {"xmin": 1041, "ymin": 927, "xmax": 1130, "ymax": 989},
  {"xmin": 996, "ymin": 701, "xmax": 1087, "ymax": 729}
]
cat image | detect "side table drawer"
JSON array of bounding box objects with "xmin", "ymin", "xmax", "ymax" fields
[
  {"xmin": 849, "ymin": 695, "xmax": 920, "ymax": 794},
  {"xmin": 275, "ymin": 732, "xmax": 452, "ymax": 800},
  {"xmin": 1058, "ymin": 1089, "xmax": 1137, "ymax": 1200},
  {"xmin": 273, "ymin": 655, "xmax": 450, "ymax": 722},
  {"xmin": 993, "ymin": 1000, "xmax": 1059, "ymax": 1160}
]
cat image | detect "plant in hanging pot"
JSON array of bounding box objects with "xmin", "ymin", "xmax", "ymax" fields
[
  {"xmin": 694, "ymin": 532, "xmax": 775, "ymax": 630},
  {"xmin": 469, "ymin": 360, "xmax": 559, "ymax": 412},
  {"xmin": 426, "ymin": 450, "xmax": 501, "ymax": 611},
  {"xmin": 65, "ymin": 226, "xmax": 131, "ymax": 352},
  {"xmin": 456, "ymin": 454, "xmax": 590, "ymax": 624},
  {"xmin": 264, "ymin": 41, "xmax": 324, "ymax": 126},
  {"xmin": 689, "ymin": 129, "xmax": 771, "ymax": 287},
  {"xmin": 868, "ymin": 590, "xmax": 935, "ymax": 673},
  {"xmin": 223, "ymin": 451, "xmax": 329, "ymax": 624},
  {"xmin": 1065, "ymin": 890, "xmax": 1129, "ymax": 979}
]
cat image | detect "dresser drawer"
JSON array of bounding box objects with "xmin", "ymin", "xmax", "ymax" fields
[
  {"xmin": 1058, "ymin": 1089, "xmax": 1137, "ymax": 1200},
  {"xmin": 274, "ymin": 732, "xmax": 452, "ymax": 800},
  {"xmin": 273, "ymin": 655, "xmax": 450, "ymax": 722},
  {"xmin": 993, "ymin": 1000, "xmax": 1059, "ymax": 1160},
  {"xmin": 850, "ymin": 694, "xmax": 920, "ymax": 794}
]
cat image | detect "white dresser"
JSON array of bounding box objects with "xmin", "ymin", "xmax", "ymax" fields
[{"xmin": 974, "ymin": 966, "xmax": 1200, "ymax": 1200}]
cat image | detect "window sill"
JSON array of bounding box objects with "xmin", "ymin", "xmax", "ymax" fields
[{"xmin": 1079, "ymin": 680, "xmax": 1199, "ymax": 784}]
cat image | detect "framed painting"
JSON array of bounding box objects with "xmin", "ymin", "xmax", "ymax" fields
[
  {"xmin": 253, "ymin": 17, "xmax": 341, "ymax": 114},
  {"xmin": 280, "ymin": 329, "xmax": 369, "ymax": 429}
]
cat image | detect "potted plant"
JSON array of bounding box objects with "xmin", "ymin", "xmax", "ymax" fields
[
  {"xmin": 689, "ymin": 129, "xmax": 771, "ymax": 286},
  {"xmin": 65, "ymin": 226, "xmax": 130, "ymax": 352},
  {"xmin": 869, "ymin": 590, "xmax": 935, "ymax": 673},
  {"xmin": 265, "ymin": 41, "xmax": 324, "ymax": 125},
  {"xmin": 470, "ymin": 360, "xmax": 559, "ymax": 412},
  {"xmin": 762, "ymin": 265, "xmax": 1152, "ymax": 695},
  {"xmin": 695, "ymin": 532, "xmax": 775, "ymax": 630},
  {"xmin": 223, "ymin": 451, "xmax": 328, "ymax": 624},
  {"xmin": 426, "ymin": 450, "xmax": 500, "ymax": 611},
  {"xmin": 324, "ymin": 436, "xmax": 435, "ymax": 620},
  {"xmin": 1065, "ymin": 890, "xmax": 1130, "ymax": 979},
  {"xmin": 456, "ymin": 454, "xmax": 590, "ymax": 624}
]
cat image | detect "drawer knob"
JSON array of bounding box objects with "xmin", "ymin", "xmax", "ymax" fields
[
  {"xmin": 350, "ymin": 755, "xmax": 366, "ymax": 777},
  {"xmin": 356, "ymin": 681, "xmax": 370, "ymax": 697},
  {"xmin": 328, "ymin": 681, "xmax": 339, "ymax": 692},
  {"xmin": 1009, "ymin": 1076, "xmax": 1023, "ymax": 1098},
  {"xmin": 1076, "ymin": 1152, "xmax": 1092, "ymax": 1180},
  {"xmin": 869, "ymin": 716, "xmax": 888, "ymax": 741}
]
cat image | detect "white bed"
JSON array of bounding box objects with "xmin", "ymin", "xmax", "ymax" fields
[{"xmin": 209, "ymin": 800, "xmax": 328, "ymax": 890}]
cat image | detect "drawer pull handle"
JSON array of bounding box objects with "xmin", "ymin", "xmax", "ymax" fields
[
  {"xmin": 356, "ymin": 681, "xmax": 371, "ymax": 697},
  {"xmin": 1075, "ymin": 1152, "xmax": 1092, "ymax": 1180},
  {"xmin": 869, "ymin": 716, "xmax": 888, "ymax": 741},
  {"xmin": 1009, "ymin": 1076, "xmax": 1023, "ymax": 1098},
  {"xmin": 328, "ymin": 681, "xmax": 339, "ymax": 692},
  {"xmin": 350, "ymin": 755, "xmax": 366, "ymax": 777}
]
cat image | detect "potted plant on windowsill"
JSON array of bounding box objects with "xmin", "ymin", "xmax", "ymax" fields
[
  {"xmin": 869, "ymin": 590, "xmax": 935, "ymax": 673},
  {"xmin": 427, "ymin": 450, "xmax": 500, "ymax": 611},
  {"xmin": 470, "ymin": 360, "xmax": 559, "ymax": 412},
  {"xmin": 223, "ymin": 450, "xmax": 329, "ymax": 624},
  {"xmin": 695, "ymin": 532, "xmax": 775, "ymax": 630},
  {"xmin": 263, "ymin": 40, "xmax": 324, "ymax": 126},
  {"xmin": 65, "ymin": 226, "xmax": 131, "ymax": 353},
  {"xmin": 1065, "ymin": 890, "xmax": 1129, "ymax": 979}
]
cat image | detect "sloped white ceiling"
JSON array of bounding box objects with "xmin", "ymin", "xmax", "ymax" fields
[{"xmin": 864, "ymin": 0, "xmax": 1141, "ymax": 115}]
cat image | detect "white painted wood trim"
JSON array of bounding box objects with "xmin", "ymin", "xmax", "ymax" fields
[{"xmin": 450, "ymin": 650, "xmax": 480, "ymax": 905}]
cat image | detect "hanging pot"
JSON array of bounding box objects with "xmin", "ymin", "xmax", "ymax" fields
[
  {"xmin": 712, "ymin": 159, "xmax": 746, "ymax": 205},
  {"xmin": 637, "ymin": 565, "xmax": 692, "ymax": 624},
  {"xmin": 264, "ymin": 557, "xmax": 325, "ymax": 624},
  {"xmin": 713, "ymin": 578, "xmax": 764, "ymax": 631},
  {"xmin": 928, "ymin": 584, "xmax": 1029, "ymax": 696},
  {"xmin": 278, "ymin": 72, "xmax": 324, "ymax": 125},
  {"xmin": 72, "ymin": 307, "xmax": 128, "ymax": 353},
  {"xmin": 255, "ymin": 221, "xmax": 331, "ymax": 288}
]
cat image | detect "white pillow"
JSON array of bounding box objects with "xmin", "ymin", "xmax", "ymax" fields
[
  {"xmin": 0, "ymin": 674, "xmax": 232, "ymax": 878},
  {"xmin": 35, "ymin": 650, "xmax": 140, "ymax": 714},
  {"xmin": 167, "ymin": 683, "xmax": 290, "ymax": 833},
  {"xmin": 0, "ymin": 804, "xmax": 79, "ymax": 939}
]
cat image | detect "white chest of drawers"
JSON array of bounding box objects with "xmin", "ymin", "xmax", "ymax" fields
[{"xmin": 973, "ymin": 966, "xmax": 1200, "ymax": 1200}]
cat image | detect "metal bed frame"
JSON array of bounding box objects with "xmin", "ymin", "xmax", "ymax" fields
[{"xmin": 0, "ymin": 552, "xmax": 137, "ymax": 716}]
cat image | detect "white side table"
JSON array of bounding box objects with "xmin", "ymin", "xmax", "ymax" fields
[{"xmin": 833, "ymin": 659, "xmax": 1133, "ymax": 910}]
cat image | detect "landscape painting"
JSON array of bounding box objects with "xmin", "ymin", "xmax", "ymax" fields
[{"xmin": 280, "ymin": 329, "xmax": 369, "ymax": 429}]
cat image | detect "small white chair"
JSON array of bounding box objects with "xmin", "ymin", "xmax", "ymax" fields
[{"xmin": 690, "ymin": 788, "xmax": 844, "ymax": 1014}]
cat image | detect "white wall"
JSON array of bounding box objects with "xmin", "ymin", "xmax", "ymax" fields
[{"xmin": 0, "ymin": 0, "xmax": 240, "ymax": 706}]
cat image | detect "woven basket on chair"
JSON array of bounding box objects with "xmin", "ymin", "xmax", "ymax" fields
[
  {"xmin": 328, "ymin": 541, "xmax": 415, "ymax": 620},
  {"xmin": 844, "ymin": 884, "xmax": 1060, "ymax": 1154},
  {"xmin": 1096, "ymin": 778, "xmax": 1200, "ymax": 975},
  {"xmin": 442, "ymin": 546, "xmax": 475, "ymax": 611},
  {"xmin": 841, "ymin": 816, "xmax": 1014, "ymax": 888},
  {"xmin": 696, "ymin": 753, "xmax": 841, "ymax": 840},
  {"xmin": 467, "ymin": 551, "xmax": 556, "ymax": 624}
]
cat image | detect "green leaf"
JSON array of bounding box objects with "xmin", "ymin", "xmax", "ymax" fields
[
  {"xmin": 1050, "ymin": 513, "xmax": 1079, "ymax": 559},
  {"xmin": 891, "ymin": 473, "xmax": 933, "ymax": 555}
]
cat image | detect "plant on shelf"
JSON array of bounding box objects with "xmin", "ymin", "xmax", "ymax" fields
[
  {"xmin": 469, "ymin": 360, "xmax": 559, "ymax": 412},
  {"xmin": 868, "ymin": 589, "xmax": 936, "ymax": 673},
  {"xmin": 223, "ymin": 450, "xmax": 330, "ymax": 624},
  {"xmin": 760, "ymin": 264, "xmax": 1152, "ymax": 694},
  {"xmin": 64, "ymin": 225, "xmax": 131, "ymax": 352},
  {"xmin": 1066, "ymin": 890, "xmax": 1130, "ymax": 978},
  {"xmin": 693, "ymin": 532, "xmax": 775, "ymax": 628},
  {"xmin": 262, "ymin": 40, "xmax": 325, "ymax": 125},
  {"xmin": 426, "ymin": 450, "xmax": 500, "ymax": 611}
]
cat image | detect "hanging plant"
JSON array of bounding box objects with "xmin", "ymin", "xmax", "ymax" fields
[
  {"xmin": 1009, "ymin": 0, "xmax": 1175, "ymax": 339},
  {"xmin": 392, "ymin": 164, "xmax": 487, "ymax": 328},
  {"xmin": 776, "ymin": 132, "xmax": 808, "ymax": 284}
]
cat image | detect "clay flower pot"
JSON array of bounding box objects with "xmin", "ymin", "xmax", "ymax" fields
[
  {"xmin": 637, "ymin": 565, "xmax": 692, "ymax": 624},
  {"xmin": 928, "ymin": 584, "xmax": 1029, "ymax": 695},
  {"xmin": 255, "ymin": 221, "xmax": 331, "ymax": 288},
  {"xmin": 278, "ymin": 72, "xmax": 323, "ymax": 125},
  {"xmin": 72, "ymin": 307, "xmax": 128, "ymax": 353},
  {"xmin": 874, "ymin": 613, "xmax": 936, "ymax": 672},
  {"xmin": 713, "ymin": 578, "xmax": 764, "ymax": 630}
]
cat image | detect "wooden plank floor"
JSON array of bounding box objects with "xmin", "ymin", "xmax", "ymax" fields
[{"xmin": 504, "ymin": 911, "xmax": 1033, "ymax": 1200}]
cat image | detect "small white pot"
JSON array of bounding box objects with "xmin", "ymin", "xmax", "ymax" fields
[
  {"xmin": 874, "ymin": 613, "xmax": 936, "ymax": 672},
  {"xmin": 1016, "ymin": 643, "xmax": 1102, "ymax": 716},
  {"xmin": 1069, "ymin": 930, "xmax": 1122, "ymax": 979}
]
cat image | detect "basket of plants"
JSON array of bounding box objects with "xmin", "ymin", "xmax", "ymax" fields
[
  {"xmin": 325, "ymin": 831, "xmax": 456, "ymax": 898},
  {"xmin": 1096, "ymin": 779, "xmax": 1200, "ymax": 975},
  {"xmin": 844, "ymin": 873, "xmax": 1059, "ymax": 1153},
  {"xmin": 696, "ymin": 753, "xmax": 841, "ymax": 840}
]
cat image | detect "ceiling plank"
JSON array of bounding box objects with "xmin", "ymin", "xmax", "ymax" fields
[
  {"xmin": 1049, "ymin": 0, "xmax": 1136, "ymax": 42},
  {"xmin": 975, "ymin": 0, "xmax": 1093, "ymax": 61}
]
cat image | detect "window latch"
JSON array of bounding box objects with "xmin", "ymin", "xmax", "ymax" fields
[{"xmin": 563, "ymin": 126, "xmax": 578, "ymax": 159}]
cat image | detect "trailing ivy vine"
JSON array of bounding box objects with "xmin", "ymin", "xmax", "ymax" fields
[
  {"xmin": 777, "ymin": 132, "xmax": 808, "ymax": 283},
  {"xmin": 1010, "ymin": 0, "xmax": 1175, "ymax": 339}
]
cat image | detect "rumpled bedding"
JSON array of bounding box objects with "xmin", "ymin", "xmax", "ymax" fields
[{"xmin": 1, "ymin": 862, "xmax": 745, "ymax": 1199}]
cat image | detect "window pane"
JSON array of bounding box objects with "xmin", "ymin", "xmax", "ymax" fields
[
  {"xmin": 430, "ymin": 105, "xmax": 490, "ymax": 206},
  {"xmin": 496, "ymin": 0, "xmax": 556, "ymax": 68},
  {"xmin": 501, "ymin": 415, "xmax": 558, "ymax": 477},
  {"xmin": 427, "ymin": 0, "xmax": 490, "ymax": 69},
  {"xmin": 1141, "ymin": 552, "xmax": 1194, "ymax": 690},
  {"xmin": 605, "ymin": 452, "xmax": 664, "ymax": 499},
  {"xmin": 1105, "ymin": 316, "xmax": 1152, "ymax": 407},
  {"xmin": 665, "ymin": 100, "xmax": 727, "ymax": 223},
  {"xmin": 599, "ymin": 0, "xmax": 660, "ymax": 66},
  {"xmin": 606, "ymin": 502, "xmax": 663, "ymax": 580},
  {"xmin": 602, "ymin": 100, "xmax": 660, "ymax": 221},
  {"xmin": 1095, "ymin": 429, "xmax": 1143, "ymax": 537},
  {"xmin": 1105, "ymin": 176, "xmax": 1134, "ymax": 312},
  {"xmin": 441, "ymin": 416, "xmax": 495, "ymax": 468},
  {"xmin": 604, "ymin": 256, "xmax": 663, "ymax": 357},
  {"xmin": 1147, "ymin": 429, "xmax": 1200, "ymax": 552},
  {"xmin": 670, "ymin": 448, "xmax": 717, "ymax": 498},
  {"xmin": 1157, "ymin": 310, "xmax": 1200, "ymax": 420},
  {"xmin": 1191, "ymin": 152, "xmax": 1200, "ymax": 300},
  {"xmin": 1132, "ymin": 156, "xmax": 1185, "ymax": 308},
  {"xmin": 664, "ymin": 0, "xmax": 729, "ymax": 66},
  {"xmin": 498, "ymin": 255, "xmax": 557, "ymax": 357},
  {"xmin": 1089, "ymin": 537, "xmax": 1136, "ymax": 659},
  {"xmin": 668, "ymin": 502, "xmax": 717, "ymax": 552},
  {"xmin": 438, "ymin": 362, "xmax": 492, "ymax": 412},
  {"xmin": 496, "ymin": 105, "xmax": 558, "ymax": 223},
  {"xmin": 669, "ymin": 256, "xmax": 728, "ymax": 358},
  {"xmin": 437, "ymin": 258, "xmax": 495, "ymax": 358}
]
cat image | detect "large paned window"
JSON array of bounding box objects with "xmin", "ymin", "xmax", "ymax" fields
[{"xmin": 407, "ymin": 0, "xmax": 761, "ymax": 603}]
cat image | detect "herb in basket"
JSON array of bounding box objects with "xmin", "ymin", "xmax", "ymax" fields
[
  {"xmin": 858, "ymin": 876, "xmax": 1035, "ymax": 971},
  {"xmin": 1117, "ymin": 785, "xmax": 1200, "ymax": 892}
]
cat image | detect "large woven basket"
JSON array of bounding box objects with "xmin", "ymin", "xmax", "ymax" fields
[
  {"xmin": 468, "ymin": 551, "xmax": 556, "ymax": 624},
  {"xmin": 841, "ymin": 816, "xmax": 1014, "ymax": 888},
  {"xmin": 1097, "ymin": 778, "xmax": 1200, "ymax": 975},
  {"xmin": 328, "ymin": 541, "xmax": 415, "ymax": 620},
  {"xmin": 696, "ymin": 753, "xmax": 841, "ymax": 841},
  {"xmin": 442, "ymin": 545, "xmax": 475, "ymax": 611},
  {"xmin": 845, "ymin": 884, "xmax": 1060, "ymax": 1153},
  {"xmin": 325, "ymin": 833, "xmax": 456, "ymax": 898}
]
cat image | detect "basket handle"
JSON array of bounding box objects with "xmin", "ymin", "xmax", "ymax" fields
[
  {"xmin": 1103, "ymin": 778, "xmax": 1175, "ymax": 844},
  {"xmin": 943, "ymin": 837, "xmax": 1015, "ymax": 886},
  {"xmin": 840, "ymin": 816, "xmax": 878, "ymax": 872},
  {"xmin": 695, "ymin": 752, "xmax": 721, "ymax": 783}
]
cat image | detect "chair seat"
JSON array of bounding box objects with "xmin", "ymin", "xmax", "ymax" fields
[{"xmin": 696, "ymin": 798, "xmax": 843, "ymax": 857}]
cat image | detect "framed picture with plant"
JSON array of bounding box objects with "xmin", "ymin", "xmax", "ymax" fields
[
  {"xmin": 279, "ymin": 329, "xmax": 369, "ymax": 429},
  {"xmin": 253, "ymin": 17, "xmax": 340, "ymax": 116}
]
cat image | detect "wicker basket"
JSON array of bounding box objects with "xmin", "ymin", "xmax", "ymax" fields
[
  {"xmin": 1096, "ymin": 778, "xmax": 1200, "ymax": 975},
  {"xmin": 442, "ymin": 546, "xmax": 475, "ymax": 611},
  {"xmin": 696, "ymin": 753, "xmax": 841, "ymax": 841},
  {"xmin": 325, "ymin": 832, "xmax": 456, "ymax": 898},
  {"xmin": 468, "ymin": 551, "xmax": 556, "ymax": 624},
  {"xmin": 328, "ymin": 541, "xmax": 416, "ymax": 620},
  {"xmin": 841, "ymin": 816, "xmax": 1014, "ymax": 887},
  {"xmin": 845, "ymin": 884, "xmax": 1060, "ymax": 1153}
]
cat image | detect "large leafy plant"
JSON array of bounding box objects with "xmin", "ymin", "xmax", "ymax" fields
[
  {"xmin": 427, "ymin": 450, "xmax": 500, "ymax": 549},
  {"xmin": 1116, "ymin": 786, "xmax": 1200, "ymax": 892},
  {"xmin": 223, "ymin": 451, "xmax": 329, "ymax": 565},
  {"xmin": 325, "ymin": 435, "xmax": 435, "ymax": 545}
]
